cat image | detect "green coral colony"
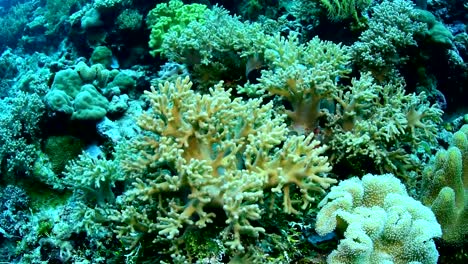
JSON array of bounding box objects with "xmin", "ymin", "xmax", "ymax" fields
[{"xmin": 0, "ymin": 0, "xmax": 467, "ymax": 263}]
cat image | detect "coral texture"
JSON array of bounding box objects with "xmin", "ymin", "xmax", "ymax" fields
[
  {"xmin": 421, "ymin": 124, "xmax": 468, "ymax": 244},
  {"xmin": 0, "ymin": 91, "xmax": 44, "ymax": 175},
  {"xmin": 316, "ymin": 173, "xmax": 442, "ymax": 264},
  {"xmin": 352, "ymin": 0, "xmax": 426, "ymax": 79},
  {"xmin": 161, "ymin": 5, "xmax": 268, "ymax": 65},
  {"xmin": 110, "ymin": 77, "xmax": 335, "ymax": 255},
  {"xmin": 241, "ymin": 31, "xmax": 351, "ymax": 133},
  {"xmin": 146, "ymin": 0, "xmax": 207, "ymax": 56},
  {"xmin": 241, "ymin": 30, "xmax": 442, "ymax": 177}
]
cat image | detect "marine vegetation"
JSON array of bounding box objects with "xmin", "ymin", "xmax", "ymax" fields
[{"xmin": 0, "ymin": 0, "xmax": 467, "ymax": 263}]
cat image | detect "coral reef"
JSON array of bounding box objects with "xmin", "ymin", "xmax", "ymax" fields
[
  {"xmin": 0, "ymin": 0, "xmax": 467, "ymax": 262},
  {"xmin": 242, "ymin": 30, "xmax": 442, "ymax": 177}
]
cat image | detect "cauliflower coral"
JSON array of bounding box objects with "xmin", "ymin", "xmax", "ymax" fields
[{"xmin": 315, "ymin": 173, "xmax": 442, "ymax": 264}]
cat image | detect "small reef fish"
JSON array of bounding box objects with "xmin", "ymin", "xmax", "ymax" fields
[
  {"xmin": 307, "ymin": 231, "xmax": 336, "ymax": 246},
  {"xmin": 245, "ymin": 53, "xmax": 267, "ymax": 83}
]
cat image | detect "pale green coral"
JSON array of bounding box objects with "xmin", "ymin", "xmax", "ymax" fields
[
  {"xmin": 239, "ymin": 30, "xmax": 441, "ymax": 177},
  {"xmin": 63, "ymin": 152, "xmax": 124, "ymax": 205},
  {"xmin": 352, "ymin": 0, "xmax": 426, "ymax": 78},
  {"xmin": 241, "ymin": 31, "xmax": 351, "ymax": 133},
  {"xmin": 108, "ymin": 77, "xmax": 335, "ymax": 257},
  {"xmin": 421, "ymin": 125, "xmax": 468, "ymax": 244},
  {"xmin": 44, "ymin": 63, "xmax": 131, "ymax": 121},
  {"xmin": 316, "ymin": 173, "xmax": 442, "ymax": 264},
  {"xmin": 161, "ymin": 5, "xmax": 269, "ymax": 65},
  {"xmin": 328, "ymin": 73, "xmax": 443, "ymax": 176}
]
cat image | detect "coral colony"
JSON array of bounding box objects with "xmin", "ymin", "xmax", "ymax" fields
[{"xmin": 0, "ymin": 0, "xmax": 467, "ymax": 263}]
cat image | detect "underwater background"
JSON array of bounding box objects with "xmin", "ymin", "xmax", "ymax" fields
[{"xmin": 0, "ymin": 0, "xmax": 467, "ymax": 263}]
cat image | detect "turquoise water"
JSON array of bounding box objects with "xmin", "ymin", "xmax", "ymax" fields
[{"xmin": 0, "ymin": 0, "xmax": 466, "ymax": 263}]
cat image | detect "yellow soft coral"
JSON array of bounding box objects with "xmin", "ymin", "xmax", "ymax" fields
[{"xmin": 116, "ymin": 77, "xmax": 335, "ymax": 254}]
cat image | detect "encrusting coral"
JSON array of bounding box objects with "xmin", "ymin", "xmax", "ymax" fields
[{"xmin": 108, "ymin": 77, "xmax": 335, "ymax": 258}]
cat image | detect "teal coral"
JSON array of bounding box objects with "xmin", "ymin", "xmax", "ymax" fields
[
  {"xmin": 71, "ymin": 84, "xmax": 109, "ymax": 120},
  {"xmin": 415, "ymin": 10, "xmax": 454, "ymax": 48},
  {"xmin": 316, "ymin": 173, "xmax": 442, "ymax": 264},
  {"xmin": 44, "ymin": 63, "xmax": 130, "ymax": 121},
  {"xmin": 90, "ymin": 46, "xmax": 113, "ymax": 68},
  {"xmin": 43, "ymin": 136, "xmax": 85, "ymax": 174},
  {"xmin": 0, "ymin": 91, "xmax": 44, "ymax": 175},
  {"xmin": 116, "ymin": 9, "xmax": 142, "ymax": 31}
]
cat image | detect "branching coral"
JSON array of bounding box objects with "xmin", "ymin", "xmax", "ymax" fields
[
  {"xmin": 63, "ymin": 152, "xmax": 124, "ymax": 205},
  {"xmin": 109, "ymin": 77, "xmax": 335, "ymax": 258},
  {"xmin": 146, "ymin": 0, "xmax": 207, "ymax": 56},
  {"xmin": 0, "ymin": 91, "xmax": 44, "ymax": 175},
  {"xmin": 240, "ymin": 30, "xmax": 441, "ymax": 177},
  {"xmin": 241, "ymin": 31, "xmax": 351, "ymax": 134},
  {"xmin": 352, "ymin": 0, "xmax": 426, "ymax": 79},
  {"xmin": 161, "ymin": 5, "xmax": 269, "ymax": 65},
  {"xmin": 328, "ymin": 72, "xmax": 443, "ymax": 176}
]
